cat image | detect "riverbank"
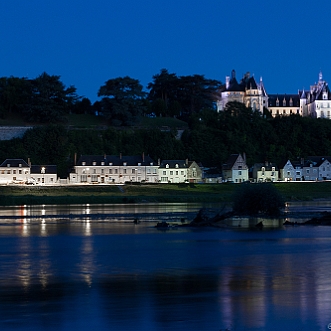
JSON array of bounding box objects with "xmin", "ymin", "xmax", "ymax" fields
[{"xmin": 0, "ymin": 181, "xmax": 331, "ymax": 206}]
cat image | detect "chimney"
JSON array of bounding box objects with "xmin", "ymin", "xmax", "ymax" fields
[
  {"xmin": 142, "ymin": 152, "xmax": 145, "ymax": 162},
  {"xmin": 120, "ymin": 153, "xmax": 122, "ymax": 160},
  {"xmin": 158, "ymin": 158, "xmax": 160, "ymax": 166},
  {"xmin": 74, "ymin": 153, "xmax": 77, "ymax": 165},
  {"xmin": 225, "ymin": 76, "xmax": 230, "ymax": 89},
  {"xmin": 27, "ymin": 158, "xmax": 31, "ymax": 167},
  {"xmin": 186, "ymin": 158, "xmax": 188, "ymax": 165}
]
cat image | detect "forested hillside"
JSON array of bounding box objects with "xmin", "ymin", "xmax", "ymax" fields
[{"xmin": 0, "ymin": 101, "xmax": 330, "ymax": 178}]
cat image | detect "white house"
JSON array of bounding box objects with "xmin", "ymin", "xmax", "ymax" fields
[
  {"xmin": 70, "ymin": 154, "xmax": 159, "ymax": 184},
  {"xmin": 0, "ymin": 159, "xmax": 30, "ymax": 184},
  {"xmin": 157, "ymin": 160, "xmax": 202, "ymax": 183},
  {"xmin": 279, "ymin": 160, "xmax": 303, "ymax": 181},
  {"xmin": 252, "ymin": 162, "xmax": 279, "ymax": 182},
  {"xmin": 222, "ymin": 154, "xmax": 249, "ymax": 183},
  {"xmin": 318, "ymin": 157, "xmax": 331, "ymax": 180},
  {"xmin": 30, "ymin": 165, "xmax": 57, "ymax": 185}
]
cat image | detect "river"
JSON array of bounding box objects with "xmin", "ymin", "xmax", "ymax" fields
[{"xmin": 0, "ymin": 202, "xmax": 330, "ymax": 330}]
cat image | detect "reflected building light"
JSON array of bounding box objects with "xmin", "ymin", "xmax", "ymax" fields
[
  {"xmin": 85, "ymin": 220, "xmax": 91, "ymax": 236},
  {"xmin": 218, "ymin": 270, "xmax": 233, "ymax": 327},
  {"xmin": 41, "ymin": 219, "xmax": 47, "ymax": 236},
  {"xmin": 39, "ymin": 272, "xmax": 48, "ymax": 289},
  {"xmin": 85, "ymin": 203, "xmax": 90, "ymax": 215},
  {"xmin": 38, "ymin": 260, "xmax": 51, "ymax": 290},
  {"xmin": 80, "ymin": 240, "xmax": 94, "ymax": 286},
  {"xmin": 22, "ymin": 224, "xmax": 29, "ymax": 237},
  {"xmin": 84, "ymin": 274, "xmax": 92, "ymax": 287},
  {"xmin": 18, "ymin": 260, "xmax": 31, "ymax": 289}
]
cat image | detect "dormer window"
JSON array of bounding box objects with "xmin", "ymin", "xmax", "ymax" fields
[
  {"xmin": 101, "ymin": 162, "xmax": 105, "ymax": 166},
  {"xmin": 150, "ymin": 162, "xmax": 153, "ymax": 166},
  {"xmin": 19, "ymin": 164, "xmax": 22, "ymax": 168},
  {"xmin": 138, "ymin": 163, "xmax": 141, "ymax": 166},
  {"xmin": 92, "ymin": 162, "xmax": 96, "ymax": 166},
  {"xmin": 7, "ymin": 164, "xmax": 10, "ymax": 167},
  {"xmin": 82, "ymin": 162, "xmax": 86, "ymax": 166},
  {"xmin": 283, "ymin": 99, "xmax": 286, "ymax": 107},
  {"xmin": 166, "ymin": 164, "xmax": 169, "ymax": 168},
  {"xmin": 109, "ymin": 162, "xmax": 113, "ymax": 166},
  {"xmin": 323, "ymin": 92, "xmax": 328, "ymax": 100},
  {"xmin": 289, "ymin": 98, "xmax": 293, "ymax": 107},
  {"xmin": 123, "ymin": 162, "xmax": 127, "ymax": 166},
  {"xmin": 276, "ymin": 99, "xmax": 279, "ymax": 107},
  {"xmin": 175, "ymin": 164, "xmax": 179, "ymax": 168}
]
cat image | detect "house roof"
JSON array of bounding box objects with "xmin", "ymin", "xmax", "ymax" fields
[
  {"xmin": 31, "ymin": 165, "xmax": 57, "ymax": 174},
  {"xmin": 222, "ymin": 154, "xmax": 241, "ymax": 170},
  {"xmin": 268, "ymin": 94, "xmax": 300, "ymax": 107},
  {"xmin": 303, "ymin": 156, "xmax": 331, "ymax": 167},
  {"xmin": 0, "ymin": 159, "xmax": 29, "ymax": 168},
  {"xmin": 76, "ymin": 155, "xmax": 156, "ymax": 167},
  {"xmin": 159, "ymin": 160, "xmax": 188, "ymax": 169},
  {"xmin": 252, "ymin": 162, "xmax": 279, "ymax": 171}
]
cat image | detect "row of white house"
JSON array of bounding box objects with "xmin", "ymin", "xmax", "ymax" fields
[
  {"xmin": 222, "ymin": 154, "xmax": 331, "ymax": 183},
  {"xmin": 0, "ymin": 155, "xmax": 203, "ymax": 185},
  {"xmin": 1, "ymin": 154, "xmax": 330, "ymax": 185},
  {"xmin": 0, "ymin": 159, "xmax": 57, "ymax": 185},
  {"xmin": 69, "ymin": 154, "xmax": 203, "ymax": 184}
]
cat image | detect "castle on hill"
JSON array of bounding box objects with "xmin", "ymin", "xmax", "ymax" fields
[{"xmin": 217, "ymin": 70, "xmax": 331, "ymax": 119}]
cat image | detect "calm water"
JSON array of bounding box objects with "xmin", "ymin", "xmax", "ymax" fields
[{"xmin": 0, "ymin": 203, "xmax": 330, "ymax": 330}]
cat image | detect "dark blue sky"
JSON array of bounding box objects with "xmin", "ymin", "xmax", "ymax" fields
[{"xmin": 1, "ymin": 0, "xmax": 330, "ymax": 102}]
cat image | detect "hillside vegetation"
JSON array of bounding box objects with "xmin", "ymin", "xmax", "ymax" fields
[{"xmin": 1, "ymin": 102, "xmax": 331, "ymax": 179}]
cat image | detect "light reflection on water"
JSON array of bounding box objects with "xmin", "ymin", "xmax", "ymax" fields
[{"xmin": 0, "ymin": 204, "xmax": 330, "ymax": 330}]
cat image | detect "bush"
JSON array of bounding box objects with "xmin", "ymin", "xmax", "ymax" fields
[{"xmin": 233, "ymin": 183, "xmax": 285, "ymax": 217}]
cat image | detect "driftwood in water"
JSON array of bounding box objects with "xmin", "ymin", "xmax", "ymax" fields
[
  {"xmin": 190, "ymin": 208, "xmax": 234, "ymax": 227},
  {"xmin": 284, "ymin": 211, "xmax": 331, "ymax": 226}
]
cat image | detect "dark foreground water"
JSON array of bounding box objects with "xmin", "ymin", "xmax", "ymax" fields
[{"xmin": 0, "ymin": 204, "xmax": 330, "ymax": 330}]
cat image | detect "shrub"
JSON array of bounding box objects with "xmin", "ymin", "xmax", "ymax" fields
[{"xmin": 233, "ymin": 183, "xmax": 285, "ymax": 216}]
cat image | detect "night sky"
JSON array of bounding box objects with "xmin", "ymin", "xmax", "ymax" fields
[{"xmin": 1, "ymin": 0, "xmax": 330, "ymax": 102}]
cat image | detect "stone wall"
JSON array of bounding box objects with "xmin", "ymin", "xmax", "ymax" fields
[{"xmin": 0, "ymin": 126, "xmax": 32, "ymax": 140}]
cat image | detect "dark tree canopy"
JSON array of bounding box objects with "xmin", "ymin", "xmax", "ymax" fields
[
  {"xmin": 0, "ymin": 73, "xmax": 77, "ymax": 123},
  {"xmin": 26, "ymin": 72, "xmax": 77, "ymax": 123},
  {"xmin": 0, "ymin": 77, "xmax": 32, "ymax": 119},
  {"xmin": 98, "ymin": 76, "xmax": 147, "ymax": 126},
  {"xmin": 148, "ymin": 69, "xmax": 222, "ymax": 118}
]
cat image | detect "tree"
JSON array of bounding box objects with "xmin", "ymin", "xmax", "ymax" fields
[
  {"xmin": 233, "ymin": 183, "xmax": 285, "ymax": 216},
  {"xmin": 98, "ymin": 76, "xmax": 146, "ymax": 126},
  {"xmin": 23, "ymin": 72, "xmax": 77, "ymax": 123},
  {"xmin": 176, "ymin": 74, "xmax": 222, "ymax": 115},
  {"xmin": 0, "ymin": 76, "xmax": 32, "ymax": 118},
  {"xmin": 72, "ymin": 97, "xmax": 93, "ymax": 114},
  {"xmin": 148, "ymin": 69, "xmax": 179, "ymax": 116}
]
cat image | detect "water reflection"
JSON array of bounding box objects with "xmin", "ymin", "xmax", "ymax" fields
[{"xmin": 0, "ymin": 204, "xmax": 330, "ymax": 330}]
